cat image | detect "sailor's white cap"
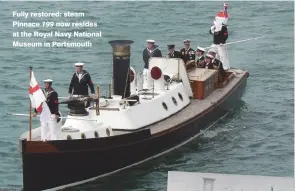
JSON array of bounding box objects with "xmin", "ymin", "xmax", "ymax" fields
[
  {"xmin": 196, "ymin": 46, "xmax": 205, "ymax": 52},
  {"xmin": 146, "ymin": 39, "xmax": 156, "ymax": 43},
  {"xmin": 205, "ymin": 54, "xmax": 214, "ymax": 59},
  {"xmin": 74, "ymin": 62, "xmax": 84, "ymax": 67},
  {"xmin": 44, "ymin": 79, "xmax": 53, "ymax": 83},
  {"xmin": 183, "ymin": 39, "xmax": 190, "ymax": 44}
]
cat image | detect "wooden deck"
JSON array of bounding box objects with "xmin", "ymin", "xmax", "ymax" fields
[{"xmin": 148, "ymin": 69, "xmax": 246, "ymax": 134}]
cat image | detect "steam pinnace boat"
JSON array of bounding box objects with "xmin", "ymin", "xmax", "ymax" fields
[{"xmin": 19, "ymin": 40, "xmax": 249, "ymax": 191}]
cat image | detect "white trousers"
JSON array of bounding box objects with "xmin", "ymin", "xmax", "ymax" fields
[
  {"xmin": 40, "ymin": 121, "xmax": 50, "ymax": 141},
  {"xmin": 211, "ymin": 44, "xmax": 230, "ymax": 70},
  {"xmin": 40, "ymin": 115, "xmax": 60, "ymax": 141}
]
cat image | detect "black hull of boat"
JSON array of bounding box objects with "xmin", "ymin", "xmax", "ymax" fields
[{"xmin": 21, "ymin": 74, "xmax": 248, "ymax": 191}]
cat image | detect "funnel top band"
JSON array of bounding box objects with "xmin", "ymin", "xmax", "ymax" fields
[{"xmin": 109, "ymin": 40, "xmax": 134, "ymax": 46}]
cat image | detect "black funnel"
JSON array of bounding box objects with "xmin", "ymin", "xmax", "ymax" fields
[{"xmin": 108, "ymin": 40, "xmax": 134, "ymax": 98}]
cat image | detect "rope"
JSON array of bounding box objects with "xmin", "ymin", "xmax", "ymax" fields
[{"xmin": 203, "ymin": 36, "xmax": 266, "ymax": 49}]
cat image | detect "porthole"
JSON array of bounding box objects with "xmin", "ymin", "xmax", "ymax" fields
[
  {"xmin": 106, "ymin": 128, "xmax": 110, "ymax": 137},
  {"xmin": 81, "ymin": 133, "xmax": 86, "ymax": 139},
  {"xmin": 172, "ymin": 97, "xmax": 177, "ymax": 106},
  {"xmin": 162, "ymin": 102, "xmax": 168, "ymax": 111},
  {"xmin": 94, "ymin": 131, "xmax": 99, "ymax": 138},
  {"xmin": 67, "ymin": 135, "xmax": 72, "ymax": 140},
  {"xmin": 178, "ymin": 93, "xmax": 183, "ymax": 101}
]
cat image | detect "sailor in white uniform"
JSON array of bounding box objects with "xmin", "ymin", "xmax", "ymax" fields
[
  {"xmin": 209, "ymin": 12, "xmax": 230, "ymax": 70},
  {"xmin": 142, "ymin": 40, "xmax": 162, "ymax": 89},
  {"xmin": 33, "ymin": 79, "xmax": 61, "ymax": 141}
]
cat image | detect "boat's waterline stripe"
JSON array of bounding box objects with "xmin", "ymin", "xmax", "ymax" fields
[{"xmin": 43, "ymin": 110, "xmax": 231, "ymax": 191}]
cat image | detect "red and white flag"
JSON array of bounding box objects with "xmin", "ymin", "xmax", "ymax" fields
[
  {"xmin": 214, "ymin": 1, "xmax": 229, "ymax": 26},
  {"xmin": 29, "ymin": 71, "xmax": 51, "ymax": 122}
]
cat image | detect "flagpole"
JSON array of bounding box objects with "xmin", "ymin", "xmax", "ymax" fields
[{"xmin": 29, "ymin": 66, "xmax": 32, "ymax": 141}]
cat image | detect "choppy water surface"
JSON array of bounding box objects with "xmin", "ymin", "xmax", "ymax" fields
[{"xmin": 0, "ymin": 1, "xmax": 293, "ymax": 190}]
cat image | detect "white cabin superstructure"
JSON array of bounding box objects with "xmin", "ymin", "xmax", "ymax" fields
[
  {"xmin": 21, "ymin": 57, "xmax": 195, "ymax": 140},
  {"xmin": 20, "ymin": 40, "xmax": 243, "ymax": 142}
]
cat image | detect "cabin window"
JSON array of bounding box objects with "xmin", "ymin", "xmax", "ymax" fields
[
  {"xmin": 178, "ymin": 93, "xmax": 183, "ymax": 101},
  {"xmin": 172, "ymin": 97, "xmax": 177, "ymax": 106},
  {"xmin": 81, "ymin": 133, "xmax": 86, "ymax": 139},
  {"xmin": 162, "ymin": 102, "xmax": 168, "ymax": 110},
  {"xmin": 94, "ymin": 131, "xmax": 99, "ymax": 138},
  {"xmin": 67, "ymin": 135, "xmax": 72, "ymax": 140}
]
